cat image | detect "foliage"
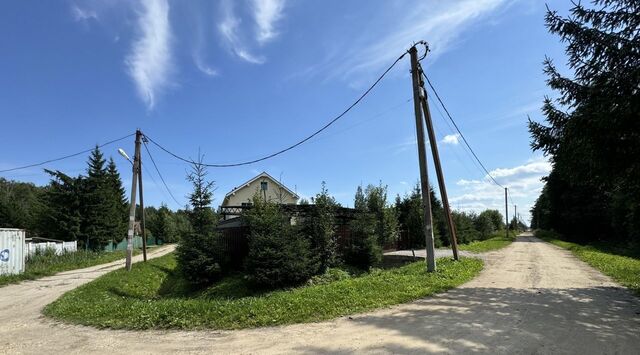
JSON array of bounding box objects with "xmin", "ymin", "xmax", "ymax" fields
[
  {"xmin": 537, "ymin": 230, "xmax": 640, "ymax": 295},
  {"xmin": 452, "ymin": 211, "xmax": 480, "ymax": 244},
  {"xmin": 395, "ymin": 183, "xmax": 447, "ymax": 248},
  {"xmin": 364, "ymin": 183, "xmax": 399, "ymax": 247},
  {"xmin": 44, "ymin": 253, "xmax": 483, "ymax": 330},
  {"xmin": 343, "ymin": 206, "xmax": 381, "ymax": 270},
  {"xmin": 0, "ymin": 248, "xmax": 132, "ymax": 287},
  {"xmin": 529, "ymin": 1, "xmax": 640, "ymax": 246},
  {"xmin": 302, "ymin": 182, "xmax": 339, "ymax": 273},
  {"xmin": 0, "ymin": 178, "xmax": 45, "ymax": 235},
  {"xmin": 176, "ymin": 157, "xmax": 225, "ymax": 285},
  {"xmin": 245, "ymin": 196, "xmax": 314, "ymax": 288}
]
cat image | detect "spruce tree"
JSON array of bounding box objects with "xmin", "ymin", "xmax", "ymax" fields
[
  {"xmin": 528, "ymin": 0, "xmax": 640, "ymax": 244},
  {"xmin": 106, "ymin": 158, "xmax": 128, "ymax": 244},
  {"xmin": 302, "ymin": 182, "xmax": 338, "ymax": 273},
  {"xmin": 81, "ymin": 146, "xmax": 113, "ymax": 249}
]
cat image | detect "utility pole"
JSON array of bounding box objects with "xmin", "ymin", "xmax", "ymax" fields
[
  {"xmin": 418, "ymin": 64, "xmax": 459, "ymax": 261},
  {"xmin": 125, "ymin": 131, "xmax": 140, "ymax": 271},
  {"xmin": 409, "ymin": 45, "xmax": 436, "ymax": 272},
  {"xmin": 514, "ymin": 205, "xmax": 517, "ymax": 231},
  {"xmin": 505, "ymin": 188, "xmax": 509, "ymax": 238},
  {"xmin": 137, "ymin": 132, "xmax": 147, "ymax": 262}
]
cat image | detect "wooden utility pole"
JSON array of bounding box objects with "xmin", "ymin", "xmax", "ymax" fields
[
  {"xmin": 136, "ymin": 131, "xmax": 147, "ymax": 262},
  {"xmin": 505, "ymin": 188, "xmax": 509, "ymax": 238},
  {"xmin": 417, "ymin": 65, "xmax": 459, "ymax": 261},
  {"xmin": 409, "ymin": 46, "xmax": 436, "ymax": 272},
  {"xmin": 125, "ymin": 131, "xmax": 142, "ymax": 271},
  {"xmin": 514, "ymin": 204, "xmax": 517, "ymax": 231}
]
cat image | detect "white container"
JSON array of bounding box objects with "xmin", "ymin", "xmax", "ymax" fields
[{"xmin": 0, "ymin": 228, "xmax": 26, "ymax": 275}]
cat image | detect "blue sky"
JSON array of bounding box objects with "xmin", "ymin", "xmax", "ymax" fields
[{"xmin": 0, "ymin": 0, "xmax": 572, "ymax": 223}]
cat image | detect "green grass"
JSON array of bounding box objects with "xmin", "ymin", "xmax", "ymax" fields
[
  {"xmin": 0, "ymin": 249, "xmax": 137, "ymax": 287},
  {"xmin": 44, "ymin": 253, "xmax": 483, "ymax": 330},
  {"xmin": 458, "ymin": 230, "xmax": 517, "ymax": 253},
  {"xmin": 537, "ymin": 230, "xmax": 640, "ymax": 295}
]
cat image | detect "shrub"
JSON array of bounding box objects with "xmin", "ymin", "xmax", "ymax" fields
[
  {"xmin": 176, "ymin": 232, "xmax": 228, "ymax": 285},
  {"xmin": 301, "ymin": 182, "xmax": 338, "ymax": 273},
  {"xmin": 245, "ymin": 197, "xmax": 314, "ymax": 288},
  {"xmin": 342, "ymin": 212, "xmax": 381, "ymax": 269}
]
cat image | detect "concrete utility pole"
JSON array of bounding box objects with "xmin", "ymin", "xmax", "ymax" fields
[
  {"xmin": 505, "ymin": 188, "xmax": 509, "ymax": 238},
  {"xmin": 409, "ymin": 46, "xmax": 436, "ymax": 272},
  {"xmin": 514, "ymin": 205, "xmax": 517, "ymax": 231},
  {"xmin": 137, "ymin": 133, "xmax": 147, "ymax": 262},
  {"xmin": 418, "ymin": 65, "xmax": 459, "ymax": 261}
]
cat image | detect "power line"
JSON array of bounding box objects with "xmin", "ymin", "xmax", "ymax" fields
[
  {"xmin": 420, "ymin": 70, "xmax": 505, "ymax": 188},
  {"xmin": 0, "ymin": 133, "xmax": 136, "ymax": 173},
  {"xmin": 145, "ymin": 50, "xmax": 410, "ymax": 168},
  {"xmin": 142, "ymin": 140, "xmax": 183, "ymax": 208}
]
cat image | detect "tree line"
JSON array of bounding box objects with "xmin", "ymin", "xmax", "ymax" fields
[
  {"xmin": 0, "ymin": 147, "xmax": 191, "ymax": 250},
  {"xmin": 529, "ymin": 0, "xmax": 639, "ymax": 248},
  {"xmin": 177, "ymin": 159, "xmax": 511, "ymax": 289}
]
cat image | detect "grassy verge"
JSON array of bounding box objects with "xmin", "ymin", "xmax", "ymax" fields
[
  {"xmin": 44, "ymin": 253, "xmax": 483, "ymax": 330},
  {"xmin": 0, "ymin": 249, "xmax": 137, "ymax": 287},
  {"xmin": 537, "ymin": 230, "xmax": 640, "ymax": 295},
  {"xmin": 458, "ymin": 231, "xmax": 518, "ymax": 253}
]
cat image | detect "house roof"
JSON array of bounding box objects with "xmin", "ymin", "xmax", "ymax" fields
[{"xmin": 222, "ymin": 172, "xmax": 299, "ymax": 202}]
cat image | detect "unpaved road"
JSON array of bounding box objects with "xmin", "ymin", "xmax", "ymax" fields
[{"xmin": 1, "ymin": 233, "xmax": 639, "ymax": 354}]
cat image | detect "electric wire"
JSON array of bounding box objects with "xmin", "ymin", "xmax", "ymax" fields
[
  {"xmin": 0, "ymin": 133, "xmax": 136, "ymax": 173},
  {"xmin": 142, "ymin": 141, "xmax": 183, "ymax": 207},
  {"xmin": 145, "ymin": 50, "xmax": 410, "ymax": 168},
  {"xmin": 420, "ymin": 70, "xmax": 505, "ymax": 188}
]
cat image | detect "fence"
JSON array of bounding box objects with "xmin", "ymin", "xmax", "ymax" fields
[
  {"xmin": 26, "ymin": 240, "xmax": 77, "ymax": 256},
  {"xmin": 104, "ymin": 236, "xmax": 163, "ymax": 252}
]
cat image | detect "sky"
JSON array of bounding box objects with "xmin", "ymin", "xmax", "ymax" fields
[{"xmin": 0, "ymin": 0, "xmax": 574, "ymax": 224}]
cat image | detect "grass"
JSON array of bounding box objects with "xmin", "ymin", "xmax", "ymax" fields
[
  {"xmin": 537, "ymin": 230, "xmax": 640, "ymax": 295},
  {"xmin": 0, "ymin": 248, "xmax": 137, "ymax": 287},
  {"xmin": 458, "ymin": 230, "xmax": 518, "ymax": 253},
  {"xmin": 44, "ymin": 253, "xmax": 483, "ymax": 330}
]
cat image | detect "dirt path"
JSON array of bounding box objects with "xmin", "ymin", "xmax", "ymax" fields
[{"xmin": 1, "ymin": 234, "xmax": 639, "ymax": 354}]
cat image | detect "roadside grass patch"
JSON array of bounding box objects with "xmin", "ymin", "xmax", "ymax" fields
[
  {"xmin": 0, "ymin": 249, "xmax": 137, "ymax": 288},
  {"xmin": 458, "ymin": 231, "xmax": 517, "ymax": 253},
  {"xmin": 44, "ymin": 253, "xmax": 483, "ymax": 330},
  {"xmin": 537, "ymin": 230, "xmax": 640, "ymax": 295}
]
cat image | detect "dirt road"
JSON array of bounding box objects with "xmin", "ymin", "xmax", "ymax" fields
[{"xmin": 1, "ymin": 233, "xmax": 639, "ymax": 354}]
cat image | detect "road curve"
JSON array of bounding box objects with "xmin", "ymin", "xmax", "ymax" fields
[{"xmin": 1, "ymin": 234, "xmax": 639, "ymax": 354}]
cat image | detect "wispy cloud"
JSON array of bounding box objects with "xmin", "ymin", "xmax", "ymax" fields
[
  {"xmin": 441, "ymin": 133, "xmax": 461, "ymax": 145},
  {"xmin": 450, "ymin": 156, "xmax": 551, "ymax": 222},
  {"xmin": 301, "ymin": 0, "xmax": 510, "ymax": 83},
  {"xmin": 71, "ymin": 5, "xmax": 98, "ymax": 22},
  {"xmin": 126, "ymin": 0, "xmax": 173, "ymax": 110},
  {"xmin": 218, "ymin": 0, "xmax": 266, "ymax": 64},
  {"xmin": 251, "ymin": 0, "xmax": 286, "ymax": 44},
  {"xmin": 193, "ymin": 54, "xmax": 218, "ymax": 77}
]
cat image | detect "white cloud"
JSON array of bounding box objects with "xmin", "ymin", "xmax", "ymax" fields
[
  {"xmin": 441, "ymin": 133, "xmax": 461, "ymax": 145},
  {"xmin": 218, "ymin": 0, "xmax": 266, "ymax": 64},
  {"xmin": 302, "ymin": 0, "xmax": 510, "ymax": 82},
  {"xmin": 450, "ymin": 156, "xmax": 551, "ymax": 223},
  {"xmin": 251, "ymin": 0, "xmax": 286, "ymax": 44},
  {"xmin": 193, "ymin": 55, "xmax": 218, "ymax": 77},
  {"xmin": 71, "ymin": 5, "xmax": 98, "ymax": 22},
  {"xmin": 126, "ymin": 0, "xmax": 172, "ymax": 110}
]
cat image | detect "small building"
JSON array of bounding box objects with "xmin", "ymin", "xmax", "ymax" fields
[{"xmin": 222, "ymin": 172, "xmax": 299, "ymax": 207}]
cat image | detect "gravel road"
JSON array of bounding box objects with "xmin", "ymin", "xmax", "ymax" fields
[{"xmin": 1, "ymin": 233, "xmax": 639, "ymax": 354}]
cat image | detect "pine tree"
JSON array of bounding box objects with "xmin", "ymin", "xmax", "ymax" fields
[
  {"xmin": 528, "ymin": 1, "xmax": 640, "ymax": 244},
  {"xmin": 106, "ymin": 158, "xmax": 128, "ymax": 244},
  {"xmin": 81, "ymin": 146, "xmax": 113, "ymax": 249}
]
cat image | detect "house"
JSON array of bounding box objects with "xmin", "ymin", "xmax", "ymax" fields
[{"xmin": 221, "ymin": 171, "xmax": 299, "ymax": 209}]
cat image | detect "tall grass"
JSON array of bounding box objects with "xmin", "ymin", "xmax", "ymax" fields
[{"xmin": 0, "ymin": 248, "xmax": 132, "ymax": 287}]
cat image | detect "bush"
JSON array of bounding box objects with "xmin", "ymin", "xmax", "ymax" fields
[
  {"xmin": 245, "ymin": 197, "xmax": 314, "ymax": 288},
  {"xmin": 343, "ymin": 212, "xmax": 381, "ymax": 269},
  {"xmin": 176, "ymin": 232, "xmax": 228, "ymax": 285},
  {"xmin": 301, "ymin": 182, "xmax": 338, "ymax": 274}
]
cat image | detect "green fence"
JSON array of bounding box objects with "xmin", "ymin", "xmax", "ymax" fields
[{"xmin": 104, "ymin": 236, "xmax": 163, "ymax": 252}]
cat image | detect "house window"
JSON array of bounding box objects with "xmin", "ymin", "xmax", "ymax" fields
[{"xmin": 261, "ymin": 181, "xmax": 268, "ymax": 191}]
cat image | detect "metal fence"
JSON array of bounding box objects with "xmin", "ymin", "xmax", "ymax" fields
[
  {"xmin": 0, "ymin": 228, "xmax": 26, "ymax": 275},
  {"xmin": 26, "ymin": 240, "xmax": 77, "ymax": 256}
]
